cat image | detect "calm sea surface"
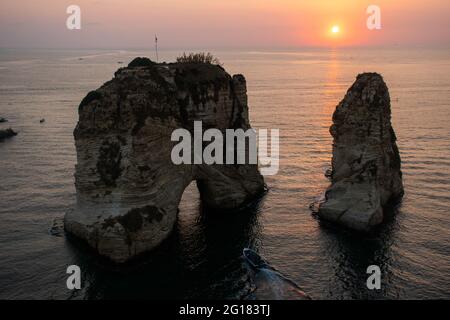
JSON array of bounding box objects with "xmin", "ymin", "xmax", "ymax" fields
[{"xmin": 0, "ymin": 48, "xmax": 449, "ymax": 299}]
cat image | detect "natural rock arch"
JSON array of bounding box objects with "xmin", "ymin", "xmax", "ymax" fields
[{"xmin": 65, "ymin": 58, "xmax": 265, "ymax": 263}]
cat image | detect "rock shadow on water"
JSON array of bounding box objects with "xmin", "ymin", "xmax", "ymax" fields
[
  {"xmin": 313, "ymin": 200, "xmax": 404, "ymax": 299},
  {"xmin": 178, "ymin": 194, "xmax": 264, "ymax": 300}
]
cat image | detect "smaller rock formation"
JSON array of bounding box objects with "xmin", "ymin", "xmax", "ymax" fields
[
  {"xmin": 0, "ymin": 117, "xmax": 7, "ymax": 123},
  {"xmin": 318, "ymin": 73, "xmax": 404, "ymax": 231},
  {"xmin": 0, "ymin": 128, "xmax": 18, "ymax": 140}
]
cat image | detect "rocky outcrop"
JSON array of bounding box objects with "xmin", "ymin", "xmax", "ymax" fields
[
  {"xmin": 0, "ymin": 128, "xmax": 17, "ymax": 140},
  {"xmin": 65, "ymin": 57, "xmax": 265, "ymax": 263},
  {"xmin": 318, "ymin": 73, "xmax": 404, "ymax": 231}
]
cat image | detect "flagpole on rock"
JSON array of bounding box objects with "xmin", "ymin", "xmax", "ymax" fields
[{"xmin": 155, "ymin": 35, "xmax": 159, "ymax": 62}]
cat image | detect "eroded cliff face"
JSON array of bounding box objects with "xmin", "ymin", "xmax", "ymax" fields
[
  {"xmin": 318, "ymin": 73, "xmax": 404, "ymax": 231},
  {"xmin": 65, "ymin": 58, "xmax": 265, "ymax": 262}
]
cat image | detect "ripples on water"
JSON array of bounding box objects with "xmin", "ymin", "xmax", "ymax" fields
[{"xmin": 0, "ymin": 48, "xmax": 449, "ymax": 299}]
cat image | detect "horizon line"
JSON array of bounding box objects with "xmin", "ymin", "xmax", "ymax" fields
[{"xmin": 1, "ymin": 44, "xmax": 450, "ymax": 51}]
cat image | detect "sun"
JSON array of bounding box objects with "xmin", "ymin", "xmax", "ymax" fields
[{"xmin": 331, "ymin": 25, "xmax": 340, "ymax": 34}]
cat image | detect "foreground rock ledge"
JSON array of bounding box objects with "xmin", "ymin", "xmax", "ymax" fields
[
  {"xmin": 318, "ymin": 73, "xmax": 404, "ymax": 231},
  {"xmin": 65, "ymin": 57, "xmax": 265, "ymax": 263}
]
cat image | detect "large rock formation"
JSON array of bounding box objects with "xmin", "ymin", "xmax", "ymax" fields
[
  {"xmin": 65, "ymin": 57, "xmax": 265, "ymax": 263},
  {"xmin": 318, "ymin": 73, "xmax": 404, "ymax": 231}
]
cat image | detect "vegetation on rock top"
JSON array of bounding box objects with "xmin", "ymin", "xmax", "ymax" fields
[{"xmin": 176, "ymin": 52, "xmax": 222, "ymax": 66}]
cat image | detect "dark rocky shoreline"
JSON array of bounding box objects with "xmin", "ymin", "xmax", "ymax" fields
[{"xmin": 0, "ymin": 128, "xmax": 18, "ymax": 140}]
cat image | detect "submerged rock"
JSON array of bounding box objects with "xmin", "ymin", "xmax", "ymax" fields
[
  {"xmin": 65, "ymin": 57, "xmax": 265, "ymax": 263},
  {"xmin": 0, "ymin": 117, "xmax": 8, "ymax": 123},
  {"xmin": 0, "ymin": 128, "xmax": 18, "ymax": 140},
  {"xmin": 318, "ymin": 73, "xmax": 404, "ymax": 231}
]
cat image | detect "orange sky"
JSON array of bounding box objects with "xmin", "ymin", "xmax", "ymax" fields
[{"xmin": 0, "ymin": 0, "xmax": 449, "ymax": 48}]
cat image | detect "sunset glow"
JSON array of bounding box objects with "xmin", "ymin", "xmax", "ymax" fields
[{"xmin": 0, "ymin": 0, "xmax": 449, "ymax": 48}]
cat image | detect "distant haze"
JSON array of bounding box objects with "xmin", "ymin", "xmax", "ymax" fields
[{"xmin": 1, "ymin": 0, "xmax": 449, "ymax": 49}]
